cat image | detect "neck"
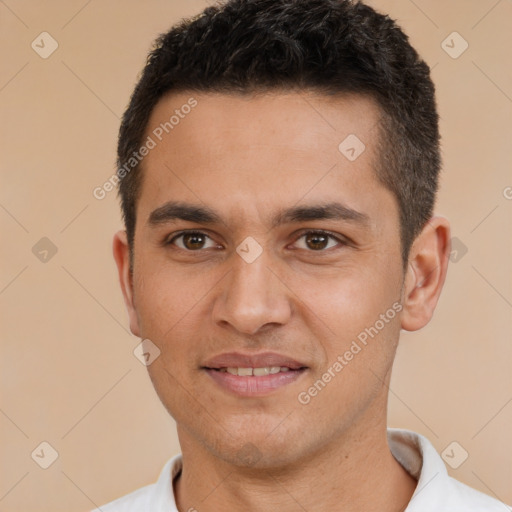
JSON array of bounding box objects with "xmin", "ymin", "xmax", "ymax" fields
[{"xmin": 173, "ymin": 415, "xmax": 416, "ymax": 512}]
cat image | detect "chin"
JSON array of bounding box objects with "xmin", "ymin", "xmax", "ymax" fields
[
  {"xmin": 216, "ymin": 440, "xmax": 300, "ymax": 470},
  {"xmin": 203, "ymin": 422, "xmax": 310, "ymax": 470}
]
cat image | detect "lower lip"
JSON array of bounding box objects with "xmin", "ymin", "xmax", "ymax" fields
[{"xmin": 204, "ymin": 368, "xmax": 306, "ymax": 396}]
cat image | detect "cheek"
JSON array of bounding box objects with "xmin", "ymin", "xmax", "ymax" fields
[
  {"xmin": 132, "ymin": 263, "xmax": 221, "ymax": 389},
  {"xmin": 133, "ymin": 261, "xmax": 205, "ymax": 337},
  {"xmin": 294, "ymin": 258, "xmax": 403, "ymax": 399},
  {"xmin": 297, "ymin": 263, "xmax": 401, "ymax": 336},
  {"xmin": 297, "ymin": 291, "xmax": 401, "ymax": 421}
]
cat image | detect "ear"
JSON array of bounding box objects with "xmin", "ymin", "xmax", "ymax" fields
[
  {"xmin": 401, "ymin": 216, "xmax": 451, "ymax": 331},
  {"xmin": 112, "ymin": 230, "xmax": 141, "ymax": 337}
]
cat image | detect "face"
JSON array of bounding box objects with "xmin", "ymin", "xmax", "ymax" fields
[{"xmin": 116, "ymin": 91, "xmax": 408, "ymax": 468}]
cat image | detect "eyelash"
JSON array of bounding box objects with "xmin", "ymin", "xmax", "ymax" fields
[{"xmin": 165, "ymin": 229, "xmax": 347, "ymax": 252}]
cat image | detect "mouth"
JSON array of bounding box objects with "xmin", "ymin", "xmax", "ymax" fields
[
  {"xmin": 202, "ymin": 352, "xmax": 308, "ymax": 396},
  {"xmin": 212, "ymin": 366, "xmax": 300, "ymax": 375}
]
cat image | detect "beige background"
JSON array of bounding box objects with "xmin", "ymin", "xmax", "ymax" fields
[{"xmin": 1, "ymin": 0, "xmax": 511, "ymax": 510}]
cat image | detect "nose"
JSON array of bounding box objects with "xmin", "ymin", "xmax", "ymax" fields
[{"xmin": 212, "ymin": 249, "xmax": 292, "ymax": 336}]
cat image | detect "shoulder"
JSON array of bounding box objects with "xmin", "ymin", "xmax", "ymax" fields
[
  {"xmin": 90, "ymin": 483, "xmax": 155, "ymax": 512},
  {"xmin": 90, "ymin": 454, "xmax": 182, "ymax": 512},
  {"xmin": 387, "ymin": 428, "xmax": 510, "ymax": 511},
  {"xmin": 442, "ymin": 476, "xmax": 510, "ymax": 511}
]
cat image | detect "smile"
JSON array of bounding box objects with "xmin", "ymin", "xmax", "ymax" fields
[
  {"xmin": 204, "ymin": 366, "xmax": 307, "ymax": 396},
  {"xmin": 216, "ymin": 366, "xmax": 292, "ymax": 376}
]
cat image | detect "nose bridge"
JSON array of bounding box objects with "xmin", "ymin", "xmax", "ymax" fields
[
  {"xmin": 232, "ymin": 251, "xmax": 272, "ymax": 300},
  {"xmin": 213, "ymin": 246, "xmax": 290, "ymax": 334}
]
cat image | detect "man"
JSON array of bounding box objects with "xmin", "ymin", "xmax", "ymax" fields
[{"xmin": 97, "ymin": 0, "xmax": 508, "ymax": 510}]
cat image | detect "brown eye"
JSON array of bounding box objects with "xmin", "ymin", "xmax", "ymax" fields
[
  {"xmin": 305, "ymin": 232, "xmax": 329, "ymax": 250},
  {"xmin": 293, "ymin": 231, "xmax": 343, "ymax": 251},
  {"xmin": 182, "ymin": 233, "xmax": 206, "ymax": 250},
  {"xmin": 169, "ymin": 231, "xmax": 217, "ymax": 251}
]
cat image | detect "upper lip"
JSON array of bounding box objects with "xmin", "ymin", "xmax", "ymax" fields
[{"xmin": 203, "ymin": 352, "xmax": 308, "ymax": 370}]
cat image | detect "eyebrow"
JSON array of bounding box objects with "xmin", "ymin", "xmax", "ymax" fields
[{"xmin": 147, "ymin": 201, "xmax": 370, "ymax": 228}]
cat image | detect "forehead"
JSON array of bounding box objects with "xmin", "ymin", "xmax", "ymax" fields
[
  {"xmin": 136, "ymin": 90, "xmax": 393, "ymax": 230},
  {"xmin": 145, "ymin": 89, "xmax": 381, "ymax": 160}
]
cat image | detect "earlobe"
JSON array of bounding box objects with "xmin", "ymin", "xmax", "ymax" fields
[
  {"xmin": 112, "ymin": 230, "xmax": 141, "ymax": 337},
  {"xmin": 400, "ymin": 217, "xmax": 451, "ymax": 332}
]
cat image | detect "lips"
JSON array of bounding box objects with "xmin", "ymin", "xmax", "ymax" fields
[
  {"xmin": 202, "ymin": 352, "xmax": 308, "ymax": 396},
  {"xmin": 202, "ymin": 352, "xmax": 307, "ymax": 371}
]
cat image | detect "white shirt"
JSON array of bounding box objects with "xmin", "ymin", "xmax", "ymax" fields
[{"xmin": 93, "ymin": 429, "xmax": 510, "ymax": 511}]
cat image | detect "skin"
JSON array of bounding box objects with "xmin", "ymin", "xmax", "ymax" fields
[{"xmin": 113, "ymin": 91, "xmax": 450, "ymax": 512}]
